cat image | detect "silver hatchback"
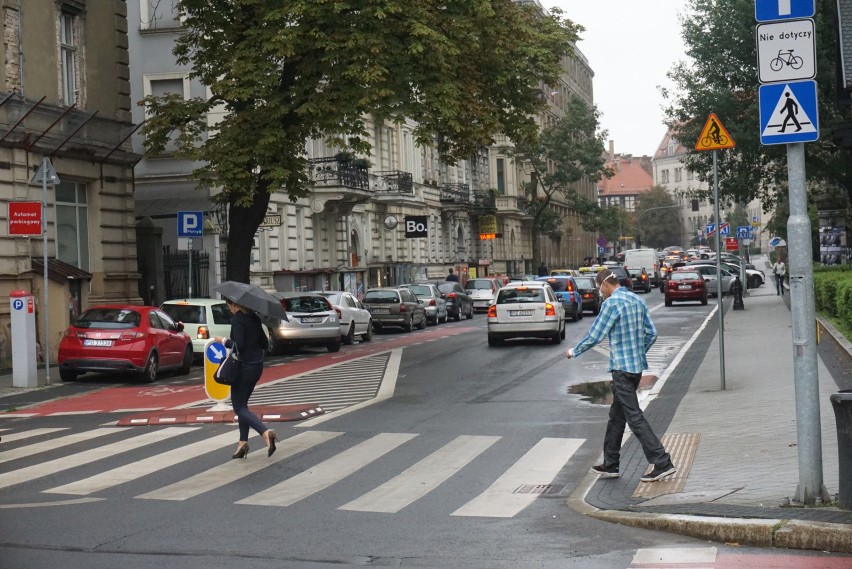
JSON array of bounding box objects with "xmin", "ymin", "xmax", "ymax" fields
[
  {"xmin": 267, "ymin": 292, "xmax": 341, "ymax": 353},
  {"xmin": 363, "ymin": 287, "xmax": 427, "ymax": 332},
  {"xmin": 486, "ymin": 281, "xmax": 565, "ymax": 346}
]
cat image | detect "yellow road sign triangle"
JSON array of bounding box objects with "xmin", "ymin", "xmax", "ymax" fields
[{"xmin": 695, "ymin": 113, "xmax": 736, "ymax": 151}]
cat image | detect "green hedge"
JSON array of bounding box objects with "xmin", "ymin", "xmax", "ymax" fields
[{"xmin": 813, "ymin": 266, "xmax": 852, "ymax": 334}]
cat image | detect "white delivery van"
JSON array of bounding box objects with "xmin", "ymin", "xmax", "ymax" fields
[{"xmin": 623, "ymin": 248, "xmax": 660, "ymax": 285}]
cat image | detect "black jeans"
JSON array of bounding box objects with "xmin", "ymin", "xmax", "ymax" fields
[
  {"xmin": 603, "ymin": 370, "xmax": 671, "ymax": 469},
  {"xmin": 230, "ymin": 361, "xmax": 267, "ymax": 441}
]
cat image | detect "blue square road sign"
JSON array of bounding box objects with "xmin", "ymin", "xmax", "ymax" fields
[
  {"xmin": 177, "ymin": 211, "xmax": 204, "ymax": 237},
  {"xmin": 758, "ymin": 80, "xmax": 819, "ymax": 145},
  {"xmin": 755, "ymin": 0, "xmax": 814, "ymax": 22}
]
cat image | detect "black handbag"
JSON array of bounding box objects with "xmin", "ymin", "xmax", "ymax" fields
[{"xmin": 214, "ymin": 342, "xmax": 241, "ymax": 385}]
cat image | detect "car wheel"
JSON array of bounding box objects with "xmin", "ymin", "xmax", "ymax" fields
[
  {"xmin": 665, "ymin": 298, "xmax": 673, "ymax": 307},
  {"xmin": 466, "ymin": 306, "xmax": 473, "ymax": 319},
  {"xmin": 701, "ymin": 295, "xmax": 708, "ymax": 305},
  {"xmin": 343, "ymin": 323, "xmax": 355, "ymax": 345},
  {"xmin": 59, "ymin": 368, "xmax": 78, "ymax": 382},
  {"xmin": 405, "ymin": 317, "xmax": 414, "ymax": 332},
  {"xmin": 418, "ymin": 315, "xmax": 427, "ymax": 330},
  {"xmin": 139, "ymin": 352, "xmax": 158, "ymax": 383},
  {"xmin": 592, "ymin": 306, "xmax": 600, "ymax": 316},
  {"xmin": 178, "ymin": 345, "xmax": 193, "ymax": 375},
  {"xmin": 362, "ymin": 320, "xmax": 373, "ymax": 342},
  {"xmin": 750, "ymin": 275, "xmax": 762, "ymax": 288},
  {"xmin": 571, "ymin": 308, "xmax": 579, "ymax": 323},
  {"xmin": 265, "ymin": 329, "xmax": 279, "ymax": 356},
  {"xmin": 577, "ymin": 306, "xmax": 584, "ymax": 320},
  {"xmin": 453, "ymin": 310, "xmax": 461, "ymax": 322},
  {"xmin": 487, "ymin": 334, "xmax": 503, "ymax": 347},
  {"xmin": 560, "ymin": 321, "xmax": 566, "ymax": 339},
  {"xmin": 326, "ymin": 338, "xmax": 341, "ymax": 353},
  {"xmin": 552, "ymin": 330, "xmax": 562, "ymax": 344}
]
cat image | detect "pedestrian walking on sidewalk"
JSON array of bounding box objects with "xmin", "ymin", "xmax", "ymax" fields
[
  {"xmin": 446, "ymin": 268, "xmax": 459, "ymax": 282},
  {"xmin": 214, "ymin": 299, "xmax": 277, "ymax": 460},
  {"xmin": 564, "ymin": 269, "xmax": 676, "ymax": 483},
  {"xmin": 772, "ymin": 258, "xmax": 786, "ymax": 295}
]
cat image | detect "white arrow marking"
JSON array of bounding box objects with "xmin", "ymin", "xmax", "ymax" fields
[{"xmin": 210, "ymin": 345, "xmax": 224, "ymax": 361}]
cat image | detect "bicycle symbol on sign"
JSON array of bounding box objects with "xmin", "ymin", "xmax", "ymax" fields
[
  {"xmin": 769, "ymin": 49, "xmax": 804, "ymax": 72},
  {"xmin": 699, "ymin": 117, "xmax": 728, "ymax": 148}
]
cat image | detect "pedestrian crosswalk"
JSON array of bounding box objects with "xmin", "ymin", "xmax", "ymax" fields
[
  {"xmin": 0, "ymin": 426, "xmax": 584, "ymax": 518},
  {"xmin": 593, "ymin": 336, "xmax": 684, "ymax": 375}
]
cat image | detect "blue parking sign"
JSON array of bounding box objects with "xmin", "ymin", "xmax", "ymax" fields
[{"xmin": 177, "ymin": 211, "xmax": 203, "ymax": 237}]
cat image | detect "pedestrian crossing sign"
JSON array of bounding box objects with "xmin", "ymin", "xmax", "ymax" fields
[
  {"xmin": 759, "ymin": 80, "xmax": 819, "ymax": 145},
  {"xmin": 695, "ymin": 113, "xmax": 735, "ymax": 151}
]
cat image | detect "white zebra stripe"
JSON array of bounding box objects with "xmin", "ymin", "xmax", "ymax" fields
[{"xmin": 0, "ymin": 427, "xmax": 124, "ymax": 466}]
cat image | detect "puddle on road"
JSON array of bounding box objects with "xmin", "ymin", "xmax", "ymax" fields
[{"xmin": 567, "ymin": 381, "xmax": 613, "ymax": 405}]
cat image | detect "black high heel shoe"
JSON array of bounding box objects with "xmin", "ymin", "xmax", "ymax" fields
[
  {"xmin": 232, "ymin": 443, "xmax": 249, "ymax": 459},
  {"xmin": 266, "ymin": 431, "xmax": 277, "ymax": 457}
]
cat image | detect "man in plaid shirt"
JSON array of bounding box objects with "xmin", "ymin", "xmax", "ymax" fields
[{"xmin": 565, "ymin": 268, "xmax": 676, "ymax": 483}]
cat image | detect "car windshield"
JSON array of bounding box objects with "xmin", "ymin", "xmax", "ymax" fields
[
  {"xmin": 364, "ymin": 291, "xmax": 400, "ymax": 304},
  {"xmin": 321, "ymin": 292, "xmax": 343, "ymax": 305},
  {"xmin": 74, "ymin": 308, "xmax": 141, "ymax": 329},
  {"xmin": 161, "ymin": 304, "xmax": 208, "ymax": 324},
  {"xmin": 574, "ymin": 276, "xmax": 596, "ymax": 288},
  {"xmin": 497, "ymin": 288, "xmax": 544, "ymax": 304},
  {"xmin": 538, "ymin": 278, "xmax": 568, "ymax": 292},
  {"xmin": 626, "ymin": 269, "xmax": 644, "ymax": 277},
  {"xmin": 284, "ymin": 296, "xmax": 331, "ymax": 313},
  {"xmin": 405, "ymin": 285, "xmax": 432, "ymax": 297},
  {"xmin": 671, "ymin": 272, "xmax": 701, "ymax": 282},
  {"xmin": 465, "ymin": 280, "xmax": 493, "ymax": 290}
]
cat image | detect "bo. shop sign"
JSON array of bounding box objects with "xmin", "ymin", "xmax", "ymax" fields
[{"xmin": 8, "ymin": 202, "xmax": 42, "ymax": 235}]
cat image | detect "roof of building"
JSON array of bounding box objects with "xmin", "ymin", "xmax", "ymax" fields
[
  {"xmin": 30, "ymin": 258, "xmax": 93, "ymax": 283},
  {"xmin": 597, "ymin": 153, "xmax": 653, "ymax": 196}
]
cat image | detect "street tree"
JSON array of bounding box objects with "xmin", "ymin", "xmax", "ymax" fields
[
  {"xmin": 662, "ymin": 0, "xmax": 851, "ymax": 214},
  {"xmin": 513, "ymin": 94, "xmax": 611, "ymax": 268},
  {"xmin": 634, "ymin": 186, "xmax": 683, "ymax": 249},
  {"xmin": 141, "ymin": 1, "xmax": 580, "ymax": 283}
]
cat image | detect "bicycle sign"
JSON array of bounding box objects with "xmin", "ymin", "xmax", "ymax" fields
[
  {"xmin": 695, "ymin": 113, "xmax": 735, "ymax": 151},
  {"xmin": 757, "ymin": 18, "xmax": 815, "ymax": 83}
]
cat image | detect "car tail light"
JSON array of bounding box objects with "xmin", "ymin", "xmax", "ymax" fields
[
  {"xmin": 429, "ymin": 299, "xmax": 437, "ymax": 307},
  {"xmin": 545, "ymin": 303, "xmax": 556, "ymax": 316},
  {"xmin": 197, "ymin": 326, "xmax": 209, "ymax": 339},
  {"xmin": 447, "ymin": 293, "xmax": 458, "ymax": 300},
  {"xmin": 119, "ymin": 331, "xmax": 145, "ymax": 341},
  {"xmin": 583, "ymin": 293, "xmax": 592, "ymax": 299},
  {"xmin": 64, "ymin": 328, "xmax": 79, "ymax": 337},
  {"xmin": 335, "ymin": 307, "xmax": 342, "ymax": 319},
  {"xmin": 488, "ymin": 305, "xmax": 497, "ymax": 317},
  {"xmin": 399, "ymin": 303, "xmax": 407, "ymax": 313}
]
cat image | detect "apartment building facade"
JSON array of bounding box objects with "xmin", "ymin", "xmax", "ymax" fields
[{"xmin": 0, "ymin": 0, "xmax": 140, "ymax": 366}]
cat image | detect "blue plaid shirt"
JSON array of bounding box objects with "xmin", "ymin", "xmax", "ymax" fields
[{"xmin": 570, "ymin": 287, "xmax": 656, "ymax": 374}]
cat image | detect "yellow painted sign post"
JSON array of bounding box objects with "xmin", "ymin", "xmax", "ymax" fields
[
  {"xmin": 203, "ymin": 339, "xmax": 231, "ymax": 409},
  {"xmin": 695, "ymin": 113, "xmax": 736, "ymax": 151}
]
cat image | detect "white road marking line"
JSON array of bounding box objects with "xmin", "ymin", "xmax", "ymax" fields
[
  {"xmin": 0, "ymin": 428, "xmax": 67, "ymax": 444},
  {"xmin": 44, "ymin": 431, "xmax": 237, "ymax": 496},
  {"xmin": 136, "ymin": 431, "xmax": 341, "ymax": 501},
  {"xmin": 631, "ymin": 546, "xmax": 717, "ymax": 565},
  {"xmin": 451, "ymin": 437, "xmax": 583, "ymax": 518},
  {"xmin": 0, "ymin": 427, "xmax": 193, "ymax": 491},
  {"xmin": 236, "ymin": 432, "xmax": 417, "ymax": 507},
  {"xmin": 339, "ymin": 435, "xmax": 499, "ymax": 513},
  {"xmin": 0, "ymin": 427, "xmax": 124, "ymax": 465}
]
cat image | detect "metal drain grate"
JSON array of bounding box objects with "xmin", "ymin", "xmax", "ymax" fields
[{"xmin": 514, "ymin": 484, "xmax": 557, "ymax": 495}]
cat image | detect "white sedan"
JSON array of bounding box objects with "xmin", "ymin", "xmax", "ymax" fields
[
  {"xmin": 487, "ymin": 281, "xmax": 566, "ymax": 346},
  {"xmin": 319, "ymin": 291, "xmax": 373, "ymax": 344}
]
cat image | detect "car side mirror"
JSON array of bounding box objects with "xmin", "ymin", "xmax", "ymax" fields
[{"xmin": 176, "ymin": 322, "xmax": 185, "ymax": 332}]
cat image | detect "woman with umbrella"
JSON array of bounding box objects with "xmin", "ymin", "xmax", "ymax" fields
[{"xmin": 214, "ymin": 296, "xmax": 277, "ymax": 459}]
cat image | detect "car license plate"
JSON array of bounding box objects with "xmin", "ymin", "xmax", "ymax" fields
[
  {"xmin": 83, "ymin": 339, "xmax": 112, "ymax": 347},
  {"xmin": 678, "ymin": 285, "xmax": 691, "ymax": 290},
  {"xmin": 371, "ymin": 308, "xmax": 389, "ymax": 314},
  {"xmin": 301, "ymin": 317, "xmax": 322, "ymax": 323},
  {"xmin": 509, "ymin": 310, "xmax": 534, "ymax": 317}
]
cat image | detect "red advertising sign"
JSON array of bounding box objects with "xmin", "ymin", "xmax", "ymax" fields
[
  {"xmin": 725, "ymin": 237, "xmax": 739, "ymax": 251},
  {"xmin": 8, "ymin": 202, "xmax": 42, "ymax": 235}
]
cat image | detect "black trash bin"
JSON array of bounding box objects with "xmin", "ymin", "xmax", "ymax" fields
[{"xmin": 830, "ymin": 390, "xmax": 852, "ymax": 510}]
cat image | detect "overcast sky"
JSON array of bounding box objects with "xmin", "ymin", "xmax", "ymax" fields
[{"xmin": 542, "ymin": 1, "xmax": 689, "ymax": 158}]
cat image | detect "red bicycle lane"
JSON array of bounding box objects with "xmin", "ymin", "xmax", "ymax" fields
[{"xmin": 8, "ymin": 325, "xmax": 478, "ymax": 417}]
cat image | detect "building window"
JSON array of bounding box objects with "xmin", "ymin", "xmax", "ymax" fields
[
  {"xmin": 496, "ymin": 158, "xmax": 505, "ymax": 194},
  {"xmin": 55, "ymin": 181, "xmax": 89, "ymax": 271},
  {"xmin": 660, "ymin": 169, "xmax": 669, "ymax": 184},
  {"xmin": 143, "ymin": 74, "xmax": 191, "ymax": 152},
  {"xmin": 686, "ymin": 169, "xmax": 694, "ymax": 181},
  {"xmin": 674, "ymin": 168, "xmax": 682, "ymax": 182},
  {"xmin": 59, "ymin": 11, "xmax": 79, "ymax": 106},
  {"xmin": 140, "ymin": 0, "xmax": 184, "ymax": 30}
]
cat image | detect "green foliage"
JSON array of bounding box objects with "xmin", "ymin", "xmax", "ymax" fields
[
  {"xmin": 813, "ymin": 266, "xmax": 852, "ymax": 333},
  {"xmin": 140, "ymin": 0, "xmax": 581, "ymax": 281},
  {"xmin": 635, "ymin": 187, "xmax": 683, "ymax": 248},
  {"xmin": 663, "ymin": 0, "xmax": 852, "ymax": 212}
]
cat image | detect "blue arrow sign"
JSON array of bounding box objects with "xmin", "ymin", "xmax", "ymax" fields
[
  {"xmin": 755, "ymin": 0, "xmax": 814, "ymax": 22},
  {"xmin": 759, "ymin": 80, "xmax": 819, "ymax": 145},
  {"xmin": 205, "ymin": 341, "xmax": 226, "ymax": 364},
  {"xmin": 177, "ymin": 211, "xmax": 203, "ymax": 237}
]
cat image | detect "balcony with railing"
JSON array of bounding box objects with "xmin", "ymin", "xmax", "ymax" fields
[
  {"xmin": 495, "ymin": 195, "xmax": 534, "ymax": 219},
  {"xmin": 471, "ymin": 189, "xmax": 498, "ymax": 215},
  {"xmin": 370, "ymin": 170, "xmax": 422, "ymax": 206},
  {"xmin": 307, "ymin": 154, "xmax": 372, "ymax": 213},
  {"xmin": 439, "ymin": 183, "xmax": 471, "ymax": 211}
]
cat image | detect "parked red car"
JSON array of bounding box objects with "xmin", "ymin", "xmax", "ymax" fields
[
  {"xmin": 58, "ymin": 305, "xmax": 193, "ymax": 383},
  {"xmin": 664, "ymin": 270, "xmax": 708, "ymax": 306}
]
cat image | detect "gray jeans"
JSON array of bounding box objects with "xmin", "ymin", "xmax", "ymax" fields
[{"xmin": 603, "ymin": 370, "xmax": 671, "ymax": 469}]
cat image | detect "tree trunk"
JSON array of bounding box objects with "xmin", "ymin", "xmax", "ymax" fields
[{"xmin": 225, "ymin": 186, "xmax": 271, "ymax": 283}]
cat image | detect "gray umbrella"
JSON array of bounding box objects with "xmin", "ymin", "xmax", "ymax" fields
[{"xmin": 213, "ymin": 281, "xmax": 288, "ymax": 321}]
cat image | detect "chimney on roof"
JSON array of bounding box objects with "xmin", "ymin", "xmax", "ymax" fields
[{"xmin": 608, "ymin": 140, "xmax": 614, "ymax": 162}]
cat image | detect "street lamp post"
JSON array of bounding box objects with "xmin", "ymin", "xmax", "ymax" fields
[{"xmin": 636, "ymin": 204, "xmax": 684, "ymax": 248}]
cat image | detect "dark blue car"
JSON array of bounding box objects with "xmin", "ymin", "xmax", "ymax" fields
[{"xmin": 535, "ymin": 276, "xmax": 583, "ymax": 322}]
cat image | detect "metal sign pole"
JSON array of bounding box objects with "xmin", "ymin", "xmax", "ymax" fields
[
  {"xmin": 41, "ymin": 159, "xmax": 50, "ymax": 384},
  {"xmin": 188, "ymin": 239, "xmax": 193, "ymax": 298},
  {"xmin": 712, "ymin": 150, "xmax": 725, "ymax": 390}
]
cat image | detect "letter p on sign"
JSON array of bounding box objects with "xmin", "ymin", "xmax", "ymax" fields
[{"xmin": 177, "ymin": 211, "xmax": 203, "ymax": 237}]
